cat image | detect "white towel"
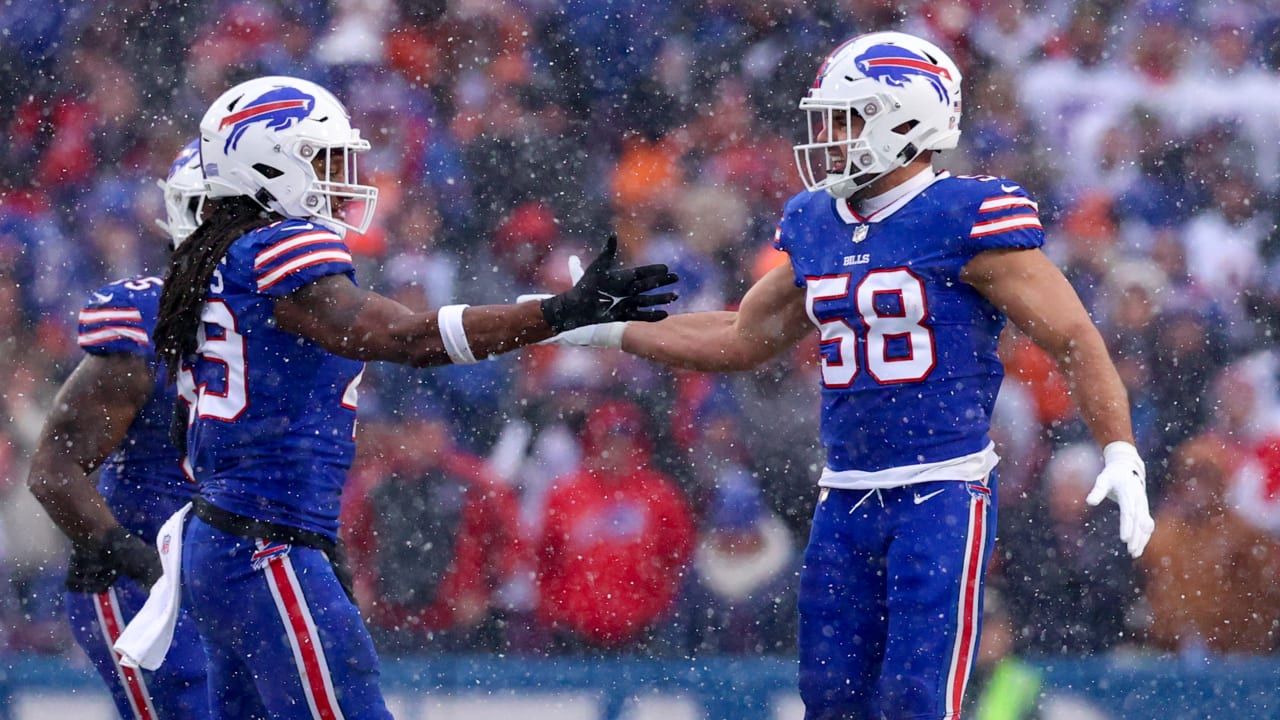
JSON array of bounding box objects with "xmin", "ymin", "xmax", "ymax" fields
[{"xmin": 113, "ymin": 502, "xmax": 191, "ymax": 670}]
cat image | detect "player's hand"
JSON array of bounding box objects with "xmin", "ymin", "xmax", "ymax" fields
[
  {"xmin": 64, "ymin": 544, "xmax": 120, "ymax": 594},
  {"xmin": 540, "ymin": 234, "xmax": 677, "ymax": 332},
  {"xmin": 1086, "ymin": 441, "xmax": 1155, "ymax": 558},
  {"xmin": 100, "ymin": 526, "xmax": 164, "ymax": 590},
  {"xmin": 521, "ymin": 255, "xmax": 627, "ymax": 348}
]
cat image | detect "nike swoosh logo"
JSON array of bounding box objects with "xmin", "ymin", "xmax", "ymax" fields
[
  {"xmin": 913, "ymin": 489, "xmax": 945, "ymax": 505},
  {"xmin": 598, "ymin": 291, "xmax": 625, "ymax": 312},
  {"xmin": 1000, "ymin": 184, "xmax": 1019, "ymax": 193},
  {"xmin": 92, "ymin": 292, "xmax": 114, "ymax": 303}
]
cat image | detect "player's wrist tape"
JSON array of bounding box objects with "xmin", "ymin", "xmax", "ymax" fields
[
  {"xmin": 437, "ymin": 304, "xmax": 478, "ymax": 364},
  {"xmin": 589, "ymin": 321, "xmax": 626, "ymax": 348},
  {"xmin": 1102, "ymin": 441, "xmax": 1140, "ymax": 466}
]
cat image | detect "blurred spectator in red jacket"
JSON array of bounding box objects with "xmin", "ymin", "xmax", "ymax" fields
[
  {"xmin": 344, "ymin": 403, "xmax": 520, "ymax": 654},
  {"xmin": 535, "ymin": 400, "xmax": 696, "ymax": 652}
]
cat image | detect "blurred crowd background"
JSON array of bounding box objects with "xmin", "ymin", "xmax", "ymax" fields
[{"xmin": 3, "ymin": 0, "xmax": 1280, "ymax": 670}]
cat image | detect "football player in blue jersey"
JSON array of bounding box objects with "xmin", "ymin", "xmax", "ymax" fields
[
  {"xmin": 27, "ymin": 142, "xmax": 212, "ymax": 720},
  {"xmin": 553, "ymin": 32, "xmax": 1154, "ymax": 720},
  {"xmin": 149, "ymin": 75, "xmax": 676, "ymax": 720}
]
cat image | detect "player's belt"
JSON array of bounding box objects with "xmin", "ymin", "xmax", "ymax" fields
[
  {"xmin": 191, "ymin": 497, "xmax": 354, "ymax": 601},
  {"xmin": 192, "ymin": 496, "xmax": 336, "ymax": 554}
]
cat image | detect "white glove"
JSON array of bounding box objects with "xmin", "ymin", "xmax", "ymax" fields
[
  {"xmin": 1086, "ymin": 441, "xmax": 1155, "ymax": 558},
  {"xmin": 567, "ymin": 254, "xmax": 584, "ymax": 284},
  {"xmin": 519, "ymin": 255, "xmax": 626, "ymax": 348}
]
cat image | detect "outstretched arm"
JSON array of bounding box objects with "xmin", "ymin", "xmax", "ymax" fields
[
  {"xmin": 963, "ymin": 247, "xmax": 1154, "ymax": 557},
  {"xmin": 274, "ymin": 278, "xmax": 552, "ymax": 366},
  {"xmin": 275, "ymin": 236, "xmax": 678, "ymax": 367},
  {"xmin": 621, "ymin": 263, "xmax": 812, "ymax": 372}
]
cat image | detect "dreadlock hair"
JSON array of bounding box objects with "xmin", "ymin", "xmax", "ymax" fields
[{"xmin": 154, "ymin": 195, "xmax": 277, "ymax": 380}]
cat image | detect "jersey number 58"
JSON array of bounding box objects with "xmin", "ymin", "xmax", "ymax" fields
[{"xmin": 805, "ymin": 268, "xmax": 937, "ymax": 387}]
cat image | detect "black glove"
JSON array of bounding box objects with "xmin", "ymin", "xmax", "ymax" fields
[
  {"xmin": 66, "ymin": 527, "xmax": 162, "ymax": 593},
  {"xmin": 540, "ymin": 234, "xmax": 678, "ymax": 332},
  {"xmin": 65, "ymin": 544, "xmax": 120, "ymax": 594},
  {"xmin": 104, "ymin": 526, "xmax": 163, "ymax": 589}
]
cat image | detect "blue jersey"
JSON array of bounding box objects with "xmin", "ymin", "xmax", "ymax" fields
[
  {"xmin": 182, "ymin": 219, "xmax": 363, "ymax": 540},
  {"xmin": 77, "ymin": 276, "xmax": 190, "ymax": 542},
  {"xmin": 775, "ymin": 172, "xmax": 1044, "ymax": 473}
]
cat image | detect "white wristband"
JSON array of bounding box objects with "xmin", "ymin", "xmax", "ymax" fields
[{"xmin": 437, "ymin": 304, "xmax": 478, "ymax": 364}]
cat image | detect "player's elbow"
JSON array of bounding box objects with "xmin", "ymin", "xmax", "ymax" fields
[
  {"xmin": 698, "ymin": 321, "xmax": 782, "ymax": 371},
  {"xmin": 1045, "ymin": 320, "xmax": 1107, "ymax": 368},
  {"xmin": 25, "ymin": 471, "xmax": 47, "ymax": 500},
  {"xmin": 25, "ymin": 457, "xmax": 62, "ymax": 506}
]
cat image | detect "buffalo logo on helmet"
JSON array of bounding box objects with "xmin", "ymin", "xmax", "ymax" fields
[
  {"xmin": 218, "ymin": 86, "xmax": 316, "ymax": 152},
  {"xmin": 854, "ymin": 44, "xmax": 954, "ymax": 104}
]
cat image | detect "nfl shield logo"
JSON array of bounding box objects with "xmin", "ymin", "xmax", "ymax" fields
[{"xmin": 851, "ymin": 225, "xmax": 869, "ymax": 243}]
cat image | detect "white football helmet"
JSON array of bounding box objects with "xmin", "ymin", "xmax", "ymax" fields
[
  {"xmin": 156, "ymin": 139, "xmax": 207, "ymax": 249},
  {"xmin": 794, "ymin": 31, "xmax": 963, "ymax": 199},
  {"xmin": 198, "ymin": 75, "xmax": 378, "ymax": 236}
]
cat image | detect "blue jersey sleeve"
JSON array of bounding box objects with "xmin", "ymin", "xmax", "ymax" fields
[
  {"xmin": 250, "ymin": 222, "xmax": 356, "ymax": 298},
  {"xmin": 774, "ymin": 192, "xmax": 811, "ymax": 288},
  {"xmin": 77, "ymin": 277, "xmax": 162, "ymax": 359},
  {"xmin": 962, "ymin": 178, "xmax": 1045, "ymax": 255}
]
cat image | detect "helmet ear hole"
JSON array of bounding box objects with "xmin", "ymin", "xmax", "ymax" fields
[
  {"xmin": 892, "ymin": 120, "xmax": 919, "ymax": 136},
  {"xmin": 253, "ymin": 163, "xmax": 284, "ymax": 179}
]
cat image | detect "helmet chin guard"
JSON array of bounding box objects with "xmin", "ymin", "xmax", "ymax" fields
[
  {"xmin": 199, "ymin": 75, "xmax": 378, "ymax": 236},
  {"xmin": 794, "ymin": 32, "xmax": 962, "ymax": 199}
]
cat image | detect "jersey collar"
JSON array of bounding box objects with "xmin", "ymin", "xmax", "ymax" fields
[{"xmin": 836, "ymin": 169, "xmax": 948, "ymax": 224}]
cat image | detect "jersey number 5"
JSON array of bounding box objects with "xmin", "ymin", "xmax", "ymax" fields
[{"xmin": 805, "ymin": 269, "xmax": 937, "ymax": 387}]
